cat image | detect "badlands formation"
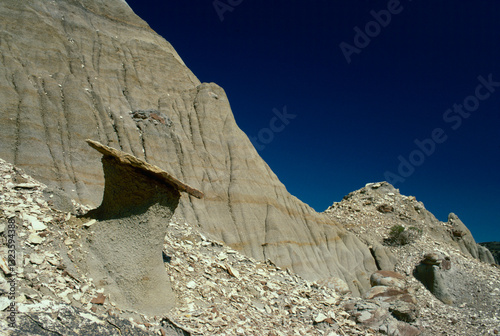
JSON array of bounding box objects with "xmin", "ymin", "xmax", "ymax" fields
[{"xmin": 0, "ymin": 0, "xmax": 499, "ymax": 335}]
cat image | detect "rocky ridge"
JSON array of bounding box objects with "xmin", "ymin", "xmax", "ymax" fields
[{"xmin": 325, "ymin": 182, "xmax": 500, "ymax": 335}]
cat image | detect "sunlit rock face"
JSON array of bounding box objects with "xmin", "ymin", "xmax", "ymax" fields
[{"xmin": 0, "ymin": 0, "xmax": 378, "ymax": 295}]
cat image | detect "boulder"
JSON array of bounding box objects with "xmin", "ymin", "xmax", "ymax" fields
[
  {"xmin": 364, "ymin": 286, "xmax": 408, "ymax": 300},
  {"xmin": 414, "ymin": 257, "xmax": 453, "ymax": 305},
  {"xmin": 371, "ymin": 243, "xmax": 398, "ymax": 270},
  {"xmin": 389, "ymin": 301, "xmax": 419, "ymax": 323},
  {"xmin": 345, "ymin": 297, "xmax": 420, "ymax": 335}
]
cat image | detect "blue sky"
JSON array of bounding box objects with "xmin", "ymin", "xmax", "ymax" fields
[{"xmin": 125, "ymin": 0, "xmax": 500, "ymax": 243}]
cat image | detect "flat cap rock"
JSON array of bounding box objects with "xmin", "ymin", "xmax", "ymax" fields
[{"xmin": 86, "ymin": 139, "xmax": 203, "ymax": 199}]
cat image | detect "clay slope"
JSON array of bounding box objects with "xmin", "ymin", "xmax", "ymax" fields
[{"xmin": 0, "ymin": 0, "xmax": 377, "ymax": 294}]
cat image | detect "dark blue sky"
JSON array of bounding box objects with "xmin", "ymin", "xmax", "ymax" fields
[{"xmin": 125, "ymin": 0, "xmax": 500, "ymax": 243}]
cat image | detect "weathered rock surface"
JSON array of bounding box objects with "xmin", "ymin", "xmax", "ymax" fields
[
  {"xmin": 72, "ymin": 140, "xmax": 202, "ymax": 316},
  {"xmin": 0, "ymin": 0, "xmax": 378, "ymax": 294},
  {"xmin": 480, "ymin": 241, "xmax": 500, "ymax": 264},
  {"xmin": 448, "ymin": 213, "xmax": 496, "ymax": 264}
]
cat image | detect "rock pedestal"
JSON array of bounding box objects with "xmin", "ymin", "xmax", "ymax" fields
[
  {"xmin": 77, "ymin": 140, "xmax": 202, "ymax": 316},
  {"xmin": 414, "ymin": 253, "xmax": 453, "ymax": 305}
]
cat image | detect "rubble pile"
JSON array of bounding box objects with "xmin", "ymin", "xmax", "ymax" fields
[
  {"xmin": 1, "ymin": 160, "xmax": 499, "ymax": 335},
  {"xmin": 163, "ymin": 218, "xmax": 376, "ymax": 336}
]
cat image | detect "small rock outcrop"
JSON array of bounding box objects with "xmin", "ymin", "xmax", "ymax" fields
[
  {"xmin": 448, "ymin": 213, "xmax": 495, "ymax": 264},
  {"xmin": 73, "ymin": 140, "xmax": 202, "ymax": 316},
  {"xmin": 479, "ymin": 242, "xmax": 500, "ymax": 264},
  {"xmin": 413, "ymin": 252, "xmax": 454, "ymax": 305}
]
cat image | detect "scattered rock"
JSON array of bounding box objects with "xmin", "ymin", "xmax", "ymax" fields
[
  {"xmin": 10, "ymin": 302, "xmax": 166, "ymax": 336},
  {"xmin": 83, "ymin": 219, "xmax": 96, "ymax": 227},
  {"xmin": 90, "ymin": 293, "xmax": 106, "ymax": 305},
  {"xmin": 326, "ymin": 181, "xmax": 500, "ymax": 335},
  {"xmin": 186, "ymin": 281, "xmax": 197, "ymax": 289},
  {"xmin": 421, "ymin": 253, "xmax": 441, "ymax": 265},
  {"xmin": 0, "ymin": 257, "xmax": 11, "ymax": 275},
  {"xmin": 27, "ymin": 233, "xmax": 44, "ymax": 244},
  {"xmin": 377, "ymin": 204, "xmax": 394, "ymax": 213},
  {"xmin": 29, "ymin": 254, "xmax": 45, "ymax": 265},
  {"xmin": 23, "ymin": 214, "xmax": 47, "ymax": 231},
  {"xmin": 0, "ymin": 297, "xmax": 11, "ymax": 311},
  {"xmin": 316, "ymin": 277, "xmax": 351, "ymax": 294},
  {"xmin": 314, "ymin": 312, "xmax": 328, "ymax": 323}
]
